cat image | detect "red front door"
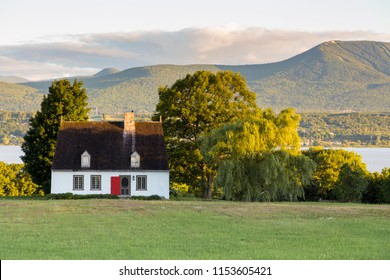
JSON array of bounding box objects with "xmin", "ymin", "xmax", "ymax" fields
[{"xmin": 111, "ymin": 176, "xmax": 120, "ymax": 195}]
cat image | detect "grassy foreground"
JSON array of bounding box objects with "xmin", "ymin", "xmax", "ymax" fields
[{"xmin": 0, "ymin": 199, "xmax": 389, "ymax": 260}]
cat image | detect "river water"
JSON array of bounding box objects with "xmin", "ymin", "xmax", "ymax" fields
[
  {"xmin": 0, "ymin": 146, "xmax": 23, "ymax": 164},
  {"xmin": 1, "ymin": 146, "xmax": 389, "ymax": 173}
]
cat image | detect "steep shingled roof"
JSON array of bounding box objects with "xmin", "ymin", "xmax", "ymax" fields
[{"xmin": 52, "ymin": 120, "xmax": 169, "ymax": 171}]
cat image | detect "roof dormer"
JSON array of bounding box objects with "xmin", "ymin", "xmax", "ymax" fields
[
  {"xmin": 131, "ymin": 151, "xmax": 140, "ymax": 168},
  {"xmin": 81, "ymin": 150, "xmax": 91, "ymax": 168}
]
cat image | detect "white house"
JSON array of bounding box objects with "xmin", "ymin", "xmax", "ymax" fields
[{"xmin": 51, "ymin": 112, "xmax": 169, "ymax": 198}]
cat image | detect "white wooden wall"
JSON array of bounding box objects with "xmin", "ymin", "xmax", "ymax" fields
[{"xmin": 51, "ymin": 170, "xmax": 169, "ymax": 198}]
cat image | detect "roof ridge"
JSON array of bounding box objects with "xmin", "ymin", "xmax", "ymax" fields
[{"xmin": 61, "ymin": 120, "xmax": 161, "ymax": 123}]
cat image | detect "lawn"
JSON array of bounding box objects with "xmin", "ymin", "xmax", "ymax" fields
[{"xmin": 0, "ymin": 199, "xmax": 389, "ymax": 260}]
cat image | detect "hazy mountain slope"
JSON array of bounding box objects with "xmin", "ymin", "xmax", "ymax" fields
[
  {"xmin": 0, "ymin": 82, "xmax": 42, "ymax": 112},
  {"xmin": 246, "ymin": 41, "xmax": 390, "ymax": 111},
  {"xmin": 0, "ymin": 76, "xmax": 29, "ymax": 83},
  {"xmin": 85, "ymin": 64, "xmax": 221, "ymax": 112},
  {"xmin": 11, "ymin": 40, "xmax": 390, "ymax": 113},
  {"xmin": 93, "ymin": 68, "xmax": 121, "ymax": 77}
]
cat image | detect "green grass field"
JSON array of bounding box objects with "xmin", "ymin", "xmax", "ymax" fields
[{"xmin": 0, "ymin": 199, "xmax": 389, "ymax": 260}]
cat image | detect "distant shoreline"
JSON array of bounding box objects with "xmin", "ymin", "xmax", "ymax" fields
[{"xmin": 1, "ymin": 146, "xmax": 389, "ymax": 173}]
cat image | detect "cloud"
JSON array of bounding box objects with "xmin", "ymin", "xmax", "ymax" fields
[
  {"xmin": 0, "ymin": 56, "xmax": 99, "ymax": 81},
  {"xmin": 1, "ymin": 27, "xmax": 389, "ymax": 81}
]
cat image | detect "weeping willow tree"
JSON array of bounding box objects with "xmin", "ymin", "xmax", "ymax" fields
[{"xmin": 202, "ymin": 108, "xmax": 316, "ymax": 202}]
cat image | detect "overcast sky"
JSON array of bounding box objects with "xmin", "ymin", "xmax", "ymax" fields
[{"xmin": 1, "ymin": 0, "xmax": 389, "ymax": 80}]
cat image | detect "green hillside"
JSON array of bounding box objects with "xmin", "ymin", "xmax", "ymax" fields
[
  {"xmin": 246, "ymin": 41, "xmax": 390, "ymax": 112},
  {"xmin": 0, "ymin": 76, "xmax": 29, "ymax": 83},
  {"xmin": 0, "ymin": 82, "xmax": 42, "ymax": 112},
  {"xmin": 86, "ymin": 65, "xmax": 221, "ymax": 113},
  {"xmin": 3, "ymin": 40, "xmax": 390, "ymax": 113}
]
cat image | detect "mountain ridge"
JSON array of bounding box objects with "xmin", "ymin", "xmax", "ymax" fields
[
  {"xmin": 1, "ymin": 40, "xmax": 389, "ymax": 113},
  {"xmin": 93, "ymin": 67, "xmax": 121, "ymax": 77},
  {"xmin": 0, "ymin": 76, "xmax": 29, "ymax": 83}
]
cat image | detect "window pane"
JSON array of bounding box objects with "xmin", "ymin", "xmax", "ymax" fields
[
  {"xmin": 136, "ymin": 176, "xmax": 147, "ymax": 190},
  {"xmin": 73, "ymin": 175, "xmax": 84, "ymax": 190},
  {"xmin": 91, "ymin": 175, "xmax": 101, "ymax": 190},
  {"xmin": 121, "ymin": 177, "xmax": 129, "ymax": 187}
]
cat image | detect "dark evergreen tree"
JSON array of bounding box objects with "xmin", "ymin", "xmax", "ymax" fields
[{"xmin": 22, "ymin": 79, "xmax": 89, "ymax": 193}]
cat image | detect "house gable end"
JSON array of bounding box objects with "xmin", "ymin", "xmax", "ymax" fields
[
  {"xmin": 131, "ymin": 151, "xmax": 140, "ymax": 168},
  {"xmin": 81, "ymin": 150, "xmax": 91, "ymax": 168}
]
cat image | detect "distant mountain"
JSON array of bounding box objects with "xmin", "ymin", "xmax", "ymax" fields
[
  {"xmin": 22, "ymin": 64, "xmax": 221, "ymax": 113},
  {"xmin": 7, "ymin": 40, "xmax": 390, "ymax": 113},
  {"xmin": 93, "ymin": 68, "xmax": 121, "ymax": 77},
  {"xmin": 0, "ymin": 76, "xmax": 29, "ymax": 83},
  {"xmin": 236, "ymin": 40, "xmax": 390, "ymax": 112}
]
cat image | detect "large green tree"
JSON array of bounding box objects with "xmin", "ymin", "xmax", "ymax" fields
[
  {"xmin": 303, "ymin": 148, "xmax": 368, "ymax": 200},
  {"xmin": 333, "ymin": 163, "xmax": 368, "ymax": 202},
  {"xmin": 154, "ymin": 70, "xmax": 257, "ymax": 198},
  {"xmin": 22, "ymin": 79, "xmax": 89, "ymax": 193},
  {"xmin": 201, "ymin": 108, "xmax": 315, "ymax": 201}
]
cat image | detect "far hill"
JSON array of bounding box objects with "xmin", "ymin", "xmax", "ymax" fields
[
  {"xmin": 0, "ymin": 76, "xmax": 29, "ymax": 83},
  {"xmin": 0, "ymin": 82, "xmax": 42, "ymax": 112},
  {"xmin": 93, "ymin": 68, "xmax": 121, "ymax": 77},
  {"xmin": 13, "ymin": 40, "xmax": 390, "ymax": 113}
]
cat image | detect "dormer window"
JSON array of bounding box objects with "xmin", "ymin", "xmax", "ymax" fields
[
  {"xmin": 81, "ymin": 150, "xmax": 91, "ymax": 168},
  {"xmin": 131, "ymin": 151, "xmax": 140, "ymax": 168}
]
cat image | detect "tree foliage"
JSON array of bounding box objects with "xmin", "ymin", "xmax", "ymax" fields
[
  {"xmin": 214, "ymin": 151, "xmax": 315, "ymax": 201},
  {"xmin": 202, "ymin": 108, "xmax": 301, "ymax": 162},
  {"xmin": 303, "ymin": 148, "xmax": 369, "ymax": 200},
  {"xmin": 21, "ymin": 79, "xmax": 89, "ymax": 193},
  {"xmin": 154, "ymin": 70, "xmax": 257, "ymax": 198},
  {"xmin": 0, "ymin": 162, "xmax": 43, "ymax": 196},
  {"xmin": 363, "ymin": 168, "xmax": 390, "ymax": 204},
  {"xmin": 202, "ymin": 108, "xmax": 315, "ymax": 201},
  {"xmin": 379, "ymin": 168, "xmax": 390, "ymax": 203},
  {"xmin": 334, "ymin": 163, "xmax": 368, "ymax": 202}
]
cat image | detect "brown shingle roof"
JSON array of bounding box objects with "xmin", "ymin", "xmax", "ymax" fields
[{"xmin": 52, "ymin": 120, "xmax": 169, "ymax": 171}]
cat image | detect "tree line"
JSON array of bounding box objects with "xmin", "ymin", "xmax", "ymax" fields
[
  {"xmin": 302, "ymin": 148, "xmax": 390, "ymax": 203},
  {"xmin": 0, "ymin": 111, "xmax": 33, "ymax": 145},
  {"xmin": 300, "ymin": 112, "xmax": 390, "ymax": 147}
]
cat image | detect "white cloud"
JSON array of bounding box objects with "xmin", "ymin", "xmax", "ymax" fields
[
  {"xmin": 1, "ymin": 27, "xmax": 389, "ymax": 80},
  {"xmin": 0, "ymin": 56, "xmax": 99, "ymax": 81}
]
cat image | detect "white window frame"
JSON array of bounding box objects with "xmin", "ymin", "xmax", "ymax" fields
[
  {"xmin": 136, "ymin": 175, "xmax": 147, "ymax": 191},
  {"xmin": 90, "ymin": 175, "xmax": 101, "ymax": 191},
  {"xmin": 73, "ymin": 175, "xmax": 84, "ymax": 190}
]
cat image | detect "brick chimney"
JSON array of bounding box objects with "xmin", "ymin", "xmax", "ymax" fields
[
  {"xmin": 124, "ymin": 112, "xmax": 135, "ymax": 133},
  {"xmin": 123, "ymin": 112, "xmax": 136, "ymax": 152}
]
